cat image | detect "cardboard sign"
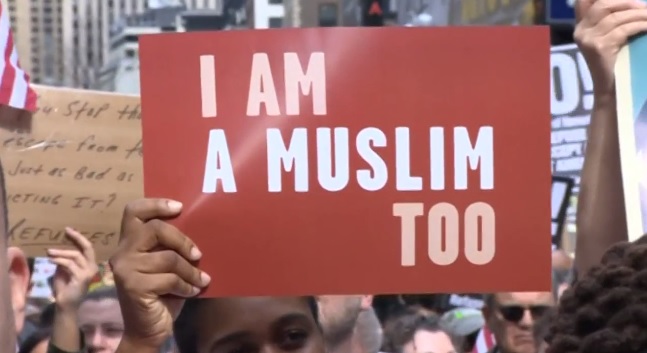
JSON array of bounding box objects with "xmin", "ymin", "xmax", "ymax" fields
[
  {"xmin": 139, "ymin": 27, "xmax": 551, "ymax": 296},
  {"xmin": 1, "ymin": 85, "xmax": 143, "ymax": 261}
]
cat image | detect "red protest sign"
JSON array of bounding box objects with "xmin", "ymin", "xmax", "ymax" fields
[{"xmin": 139, "ymin": 27, "xmax": 551, "ymax": 297}]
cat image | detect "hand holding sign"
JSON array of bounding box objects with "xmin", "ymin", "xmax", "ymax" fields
[
  {"xmin": 574, "ymin": 0, "xmax": 647, "ymax": 98},
  {"xmin": 110, "ymin": 198, "xmax": 211, "ymax": 350}
]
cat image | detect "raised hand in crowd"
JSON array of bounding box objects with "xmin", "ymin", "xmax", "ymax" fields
[
  {"xmin": 110, "ymin": 199, "xmax": 210, "ymax": 353},
  {"xmin": 573, "ymin": 0, "xmax": 647, "ymax": 275},
  {"xmin": 47, "ymin": 227, "xmax": 99, "ymax": 353}
]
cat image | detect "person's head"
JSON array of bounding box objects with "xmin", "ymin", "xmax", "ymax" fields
[
  {"xmin": 352, "ymin": 308, "xmax": 383, "ymax": 353},
  {"xmin": 173, "ymin": 296, "xmax": 324, "ymax": 353},
  {"xmin": 482, "ymin": 292, "xmax": 554, "ymax": 353},
  {"xmin": 550, "ymin": 250, "xmax": 572, "ymax": 272},
  {"xmin": 18, "ymin": 327, "xmax": 51, "ymax": 353},
  {"xmin": 316, "ymin": 295, "xmax": 372, "ymax": 349},
  {"xmin": 547, "ymin": 237, "xmax": 647, "ymax": 353},
  {"xmin": 0, "ymin": 160, "xmax": 31, "ymax": 336},
  {"xmin": 382, "ymin": 309, "xmax": 455, "ymax": 353},
  {"xmin": 78, "ymin": 286, "xmax": 123, "ymax": 353},
  {"xmin": 440, "ymin": 307, "xmax": 485, "ymax": 352},
  {"xmin": 551, "ymin": 268, "xmax": 571, "ymax": 301},
  {"xmin": 532, "ymin": 308, "xmax": 555, "ymax": 353}
]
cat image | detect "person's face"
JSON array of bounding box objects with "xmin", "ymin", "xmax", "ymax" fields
[
  {"xmin": 194, "ymin": 297, "xmax": 325, "ymax": 353},
  {"xmin": 29, "ymin": 338, "xmax": 50, "ymax": 353},
  {"xmin": 402, "ymin": 330, "xmax": 455, "ymax": 353},
  {"xmin": 78, "ymin": 298, "xmax": 124, "ymax": 353},
  {"xmin": 316, "ymin": 295, "xmax": 370, "ymax": 346},
  {"xmin": 484, "ymin": 292, "xmax": 554, "ymax": 353}
]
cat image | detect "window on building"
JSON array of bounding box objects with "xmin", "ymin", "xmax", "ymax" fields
[
  {"xmin": 318, "ymin": 3, "xmax": 338, "ymax": 27},
  {"xmin": 269, "ymin": 17, "xmax": 283, "ymax": 28}
]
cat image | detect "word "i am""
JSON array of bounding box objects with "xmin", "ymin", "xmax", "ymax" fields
[{"xmin": 199, "ymin": 51, "xmax": 328, "ymax": 193}]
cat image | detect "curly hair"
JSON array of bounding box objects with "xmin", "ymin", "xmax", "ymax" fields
[{"xmin": 547, "ymin": 237, "xmax": 647, "ymax": 353}]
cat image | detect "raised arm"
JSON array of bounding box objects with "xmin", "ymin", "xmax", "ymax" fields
[{"xmin": 573, "ymin": 0, "xmax": 647, "ymax": 275}]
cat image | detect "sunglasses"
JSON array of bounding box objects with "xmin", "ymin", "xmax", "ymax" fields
[{"xmin": 498, "ymin": 305, "xmax": 551, "ymax": 322}]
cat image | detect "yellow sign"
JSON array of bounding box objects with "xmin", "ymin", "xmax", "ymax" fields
[{"xmin": 459, "ymin": 0, "xmax": 534, "ymax": 25}]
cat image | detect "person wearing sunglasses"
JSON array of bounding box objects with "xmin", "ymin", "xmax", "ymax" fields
[{"xmin": 481, "ymin": 292, "xmax": 554, "ymax": 353}]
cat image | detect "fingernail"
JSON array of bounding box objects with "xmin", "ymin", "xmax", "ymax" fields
[
  {"xmin": 200, "ymin": 272, "xmax": 211, "ymax": 286},
  {"xmin": 190, "ymin": 246, "xmax": 202, "ymax": 260},
  {"xmin": 191, "ymin": 287, "xmax": 201, "ymax": 296},
  {"xmin": 167, "ymin": 200, "xmax": 183, "ymax": 212}
]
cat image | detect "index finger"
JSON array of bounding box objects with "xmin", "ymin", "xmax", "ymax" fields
[
  {"xmin": 64, "ymin": 227, "xmax": 96, "ymax": 263},
  {"xmin": 122, "ymin": 198, "xmax": 183, "ymax": 223},
  {"xmin": 146, "ymin": 219, "xmax": 202, "ymax": 261},
  {"xmin": 576, "ymin": 0, "xmax": 594, "ymax": 22}
]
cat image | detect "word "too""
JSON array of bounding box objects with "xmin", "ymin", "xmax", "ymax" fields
[{"xmin": 394, "ymin": 202, "xmax": 495, "ymax": 267}]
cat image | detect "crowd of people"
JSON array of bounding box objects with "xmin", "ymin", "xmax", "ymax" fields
[{"xmin": 3, "ymin": 0, "xmax": 647, "ymax": 353}]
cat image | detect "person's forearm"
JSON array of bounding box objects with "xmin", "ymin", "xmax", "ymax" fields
[
  {"xmin": 575, "ymin": 94, "xmax": 627, "ymax": 275},
  {"xmin": 50, "ymin": 304, "xmax": 81, "ymax": 352}
]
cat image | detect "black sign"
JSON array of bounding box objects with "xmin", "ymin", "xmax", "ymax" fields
[{"xmin": 552, "ymin": 175, "xmax": 574, "ymax": 248}]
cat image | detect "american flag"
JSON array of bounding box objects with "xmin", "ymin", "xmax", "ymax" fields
[
  {"xmin": 0, "ymin": 2, "xmax": 36, "ymax": 112},
  {"xmin": 472, "ymin": 326, "xmax": 496, "ymax": 353}
]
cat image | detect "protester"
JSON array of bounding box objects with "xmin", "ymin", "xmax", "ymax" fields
[
  {"xmin": 482, "ymin": 292, "xmax": 554, "ymax": 353},
  {"xmin": 0, "ymin": 0, "xmax": 39, "ymax": 348},
  {"xmin": 18, "ymin": 327, "xmax": 51, "ymax": 353},
  {"xmin": 109, "ymin": 198, "xmax": 327, "ymax": 353},
  {"xmin": 381, "ymin": 309, "xmax": 454, "ymax": 353},
  {"xmin": 1, "ymin": 163, "xmax": 32, "ymax": 353},
  {"xmin": 318, "ymin": 295, "xmax": 374, "ymax": 353},
  {"xmin": 46, "ymin": 229, "xmax": 100, "ymax": 353},
  {"xmin": 551, "ymin": 250, "xmax": 573, "ymax": 300},
  {"xmin": 531, "ymin": 309, "xmax": 555, "ymax": 353},
  {"xmin": 572, "ymin": 0, "xmax": 647, "ymax": 277},
  {"xmin": 440, "ymin": 308, "xmax": 485, "ymax": 353},
  {"xmin": 75, "ymin": 286, "xmax": 124, "ymax": 353},
  {"xmin": 547, "ymin": 239, "xmax": 647, "ymax": 353},
  {"xmin": 351, "ymin": 308, "xmax": 384, "ymax": 353}
]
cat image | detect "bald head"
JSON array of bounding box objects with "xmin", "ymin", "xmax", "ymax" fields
[{"xmin": 551, "ymin": 250, "xmax": 573, "ymax": 271}]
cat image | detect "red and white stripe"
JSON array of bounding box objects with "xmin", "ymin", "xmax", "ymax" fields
[
  {"xmin": 0, "ymin": 2, "xmax": 36, "ymax": 112},
  {"xmin": 472, "ymin": 326, "xmax": 496, "ymax": 353}
]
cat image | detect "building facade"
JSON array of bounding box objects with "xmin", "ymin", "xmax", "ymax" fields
[
  {"xmin": 100, "ymin": 2, "xmax": 245, "ymax": 94},
  {"xmin": 5, "ymin": 0, "xmax": 221, "ymax": 88},
  {"xmin": 283, "ymin": 0, "xmax": 365, "ymax": 27},
  {"xmin": 249, "ymin": 0, "xmax": 285, "ymax": 29}
]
